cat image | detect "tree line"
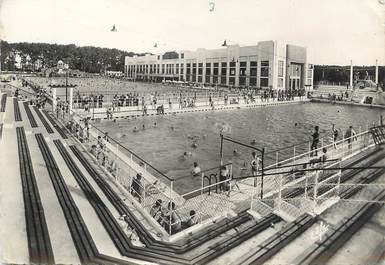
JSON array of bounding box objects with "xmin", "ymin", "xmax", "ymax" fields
[{"xmin": 0, "ymin": 41, "xmax": 145, "ymax": 73}]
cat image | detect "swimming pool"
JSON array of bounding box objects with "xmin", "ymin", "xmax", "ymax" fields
[{"xmin": 93, "ymin": 102, "xmax": 384, "ymax": 194}]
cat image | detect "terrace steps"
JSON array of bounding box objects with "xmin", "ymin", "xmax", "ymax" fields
[
  {"xmin": 273, "ymin": 199, "xmax": 303, "ymax": 222},
  {"xmin": 25, "ymin": 132, "xmax": 81, "ymax": 264},
  {"xmin": 0, "ymin": 123, "xmax": 29, "ymax": 264}
]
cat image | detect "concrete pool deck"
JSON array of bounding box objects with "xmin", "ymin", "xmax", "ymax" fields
[
  {"xmin": 311, "ymin": 98, "xmax": 385, "ymax": 109},
  {"xmin": 75, "ymin": 96, "xmax": 310, "ymax": 120}
]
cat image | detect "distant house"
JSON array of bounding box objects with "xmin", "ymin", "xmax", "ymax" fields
[
  {"xmin": 41, "ymin": 65, "xmax": 89, "ymax": 78},
  {"xmin": 105, "ymin": 70, "xmax": 123, "ymax": 78}
]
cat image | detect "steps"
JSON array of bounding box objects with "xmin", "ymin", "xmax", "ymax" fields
[{"xmin": 16, "ymin": 127, "xmax": 54, "ymax": 264}]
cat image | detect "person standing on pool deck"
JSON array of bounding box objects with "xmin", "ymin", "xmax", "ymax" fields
[
  {"xmin": 251, "ymin": 151, "xmax": 261, "ymax": 187},
  {"xmin": 219, "ymin": 165, "xmax": 229, "ymax": 192},
  {"xmin": 345, "ymin": 126, "xmax": 357, "ymax": 151},
  {"xmin": 332, "ymin": 124, "xmax": 339, "ymax": 149},
  {"xmin": 310, "ymin": 126, "xmax": 320, "ymax": 157}
]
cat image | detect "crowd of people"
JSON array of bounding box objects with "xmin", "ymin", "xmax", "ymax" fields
[
  {"xmin": 73, "ymin": 87, "xmax": 307, "ymax": 121},
  {"xmin": 129, "ymin": 172, "xmax": 199, "ymax": 235},
  {"xmin": 322, "ymin": 91, "xmax": 351, "ymax": 102}
]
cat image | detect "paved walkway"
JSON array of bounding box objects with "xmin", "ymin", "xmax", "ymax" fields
[{"xmin": 75, "ymin": 97, "xmax": 310, "ymax": 120}]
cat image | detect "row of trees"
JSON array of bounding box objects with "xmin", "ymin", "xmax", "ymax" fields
[{"xmin": 0, "ymin": 41, "xmax": 145, "ymax": 73}]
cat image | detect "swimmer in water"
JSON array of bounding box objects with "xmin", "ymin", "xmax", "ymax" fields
[
  {"xmin": 251, "ymin": 139, "xmax": 256, "ymax": 145},
  {"xmin": 170, "ymin": 126, "xmax": 174, "ymax": 131},
  {"xmin": 153, "ymin": 122, "xmax": 157, "ymax": 127},
  {"xmin": 142, "ymin": 124, "xmax": 145, "ymax": 130},
  {"xmin": 233, "ymin": 149, "xmax": 239, "ymax": 156},
  {"xmin": 133, "ymin": 126, "xmax": 138, "ymax": 132}
]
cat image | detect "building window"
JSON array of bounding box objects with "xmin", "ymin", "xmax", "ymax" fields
[
  {"xmin": 290, "ymin": 64, "xmax": 301, "ymax": 77},
  {"xmin": 181, "ymin": 53, "xmax": 184, "ymax": 59},
  {"xmin": 239, "ymin": 77, "xmax": 246, "ymax": 86},
  {"xmin": 198, "ymin": 63, "xmax": 203, "ymax": 75},
  {"xmin": 260, "ymin": 61, "xmax": 269, "ymax": 77},
  {"xmin": 229, "ymin": 61, "xmax": 236, "ymax": 76},
  {"xmin": 260, "ymin": 61, "xmax": 269, "ymax": 87},
  {"xmin": 260, "ymin": 78, "xmax": 269, "ymax": 87},
  {"xmin": 278, "ymin": 61, "xmax": 284, "ymax": 77},
  {"xmin": 221, "ymin": 62, "xmax": 227, "ymax": 77},
  {"xmin": 240, "ymin": 61, "xmax": 246, "ymax": 76},
  {"xmin": 213, "ymin": 63, "xmax": 219, "ymax": 75},
  {"xmin": 250, "ymin": 78, "xmax": 257, "ymax": 86},
  {"xmin": 250, "ymin": 61, "xmax": 257, "ymax": 76},
  {"xmin": 192, "ymin": 63, "xmax": 197, "ymax": 75},
  {"xmin": 278, "ymin": 78, "xmax": 284, "ymax": 88},
  {"xmin": 229, "ymin": 77, "xmax": 235, "ymax": 85}
]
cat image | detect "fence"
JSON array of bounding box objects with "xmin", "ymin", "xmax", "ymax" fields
[
  {"xmin": 248, "ymin": 127, "xmax": 376, "ymax": 218},
  {"xmin": 55, "ymin": 106, "xmax": 235, "ymax": 236}
]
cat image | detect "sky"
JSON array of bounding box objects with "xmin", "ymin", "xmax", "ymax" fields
[{"xmin": 0, "ymin": 0, "xmax": 384, "ymax": 65}]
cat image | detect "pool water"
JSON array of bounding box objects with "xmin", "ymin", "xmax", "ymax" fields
[{"xmin": 94, "ymin": 103, "xmax": 384, "ymax": 194}]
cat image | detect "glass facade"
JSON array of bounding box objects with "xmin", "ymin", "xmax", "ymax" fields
[{"xmin": 260, "ymin": 61, "xmax": 269, "ymax": 87}]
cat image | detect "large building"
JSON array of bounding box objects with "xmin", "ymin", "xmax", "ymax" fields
[{"xmin": 125, "ymin": 40, "xmax": 313, "ymax": 90}]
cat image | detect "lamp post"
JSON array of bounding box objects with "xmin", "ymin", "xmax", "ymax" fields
[{"xmin": 64, "ymin": 63, "xmax": 69, "ymax": 103}]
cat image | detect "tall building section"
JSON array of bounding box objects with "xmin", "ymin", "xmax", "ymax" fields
[{"xmin": 125, "ymin": 40, "xmax": 313, "ymax": 90}]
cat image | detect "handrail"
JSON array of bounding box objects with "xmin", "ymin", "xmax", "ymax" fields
[
  {"xmin": 180, "ymin": 176, "xmax": 232, "ymax": 199},
  {"xmin": 265, "ymin": 132, "xmax": 331, "ymax": 156},
  {"xmin": 5, "ymin": 83, "xmax": 35, "ymax": 96},
  {"xmin": 265, "ymin": 129, "xmax": 371, "ymax": 170},
  {"xmin": 176, "ymin": 162, "xmax": 233, "ymax": 181},
  {"xmin": 210, "ymin": 173, "xmax": 219, "ymax": 194},
  {"xmin": 69, "ymin": 109, "xmax": 174, "ymax": 181},
  {"xmin": 203, "ymin": 175, "xmax": 211, "ymax": 195}
]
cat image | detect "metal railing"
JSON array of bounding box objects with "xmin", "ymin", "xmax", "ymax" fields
[
  {"xmin": 56, "ymin": 106, "xmax": 237, "ymax": 235},
  {"xmin": 248, "ymin": 128, "xmax": 376, "ymax": 217}
]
